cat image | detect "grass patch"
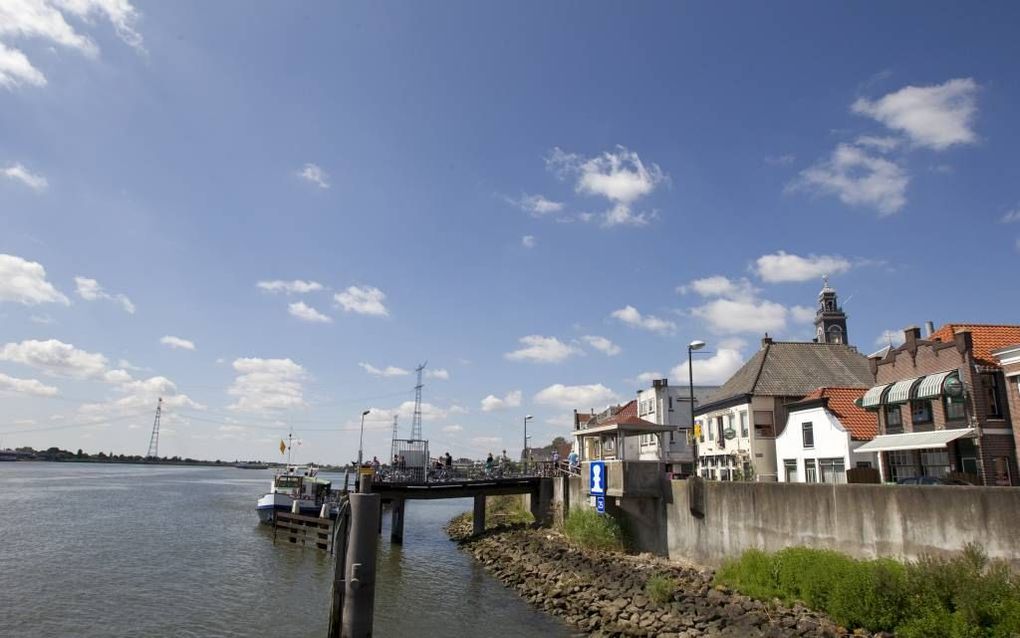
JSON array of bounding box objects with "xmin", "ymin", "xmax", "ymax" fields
[
  {"xmin": 645, "ymin": 573, "xmax": 678, "ymax": 605},
  {"xmin": 485, "ymin": 495, "xmax": 533, "ymax": 527},
  {"xmin": 562, "ymin": 508, "xmax": 625, "ymax": 552},
  {"xmin": 715, "ymin": 543, "xmax": 1020, "ymax": 636}
]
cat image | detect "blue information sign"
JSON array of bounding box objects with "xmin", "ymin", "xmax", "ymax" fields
[
  {"xmin": 595, "ymin": 496, "xmax": 606, "ymax": 514},
  {"xmin": 589, "ymin": 460, "xmax": 606, "ymax": 496}
]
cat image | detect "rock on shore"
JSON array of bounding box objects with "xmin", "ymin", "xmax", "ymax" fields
[{"xmin": 453, "ymin": 526, "xmax": 876, "ymax": 638}]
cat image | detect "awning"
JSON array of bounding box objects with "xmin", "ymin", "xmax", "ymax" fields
[
  {"xmin": 862, "ymin": 384, "xmax": 891, "ymax": 409},
  {"xmin": 854, "ymin": 428, "xmax": 975, "ymax": 453},
  {"xmin": 885, "ymin": 377, "xmax": 920, "ymax": 404},
  {"xmin": 915, "ymin": 370, "xmax": 958, "ymax": 400}
]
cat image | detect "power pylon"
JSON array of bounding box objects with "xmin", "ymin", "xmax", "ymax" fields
[
  {"xmin": 146, "ymin": 397, "xmax": 163, "ymax": 459},
  {"xmin": 410, "ymin": 362, "xmax": 426, "ymax": 440},
  {"xmin": 389, "ymin": 414, "xmax": 399, "ymax": 463}
]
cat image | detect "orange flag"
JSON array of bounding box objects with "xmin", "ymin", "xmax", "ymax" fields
[{"xmin": 279, "ymin": 439, "xmax": 286, "ymax": 455}]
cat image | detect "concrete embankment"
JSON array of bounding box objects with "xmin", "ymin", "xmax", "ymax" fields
[{"xmin": 448, "ymin": 521, "xmax": 875, "ymax": 638}]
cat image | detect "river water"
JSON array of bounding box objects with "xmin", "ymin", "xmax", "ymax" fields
[{"xmin": 0, "ymin": 463, "xmax": 572, "ymax": 637}]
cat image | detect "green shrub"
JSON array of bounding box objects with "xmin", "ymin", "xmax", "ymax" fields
[
  {"xmin": 645, "ymin": 573, "xmax": 678, "ymax": 605},
  {"xmin": 562, "ymin": 508, "xmax": 624, "ymax": 552},
  {"xmin": 716, "ymin": 549, "xmax": 781, "ymax": 601},
  {"xmin": 485, "ymin": 495, "xmax": 533, "ymax": 527},
  {"xmin": 827, "ymin": 558, "xmax": 908, "ymax": 631}
]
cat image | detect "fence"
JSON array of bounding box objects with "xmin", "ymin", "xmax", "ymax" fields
[{"xmin": 273, "ymin": 511, "xmax": 334, "ymax": 552}]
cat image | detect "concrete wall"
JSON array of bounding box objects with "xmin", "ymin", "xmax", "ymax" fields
[{"xmin": 666, "ymin": 479, "xmax": 1020, "ymax": 568}]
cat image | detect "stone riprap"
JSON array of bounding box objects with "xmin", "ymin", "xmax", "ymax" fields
[{"xmin": 450, "ymin": 525, "xmax": 880, "ymax": 638}]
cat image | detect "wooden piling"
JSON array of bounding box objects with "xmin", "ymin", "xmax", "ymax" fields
[{"xmin": 472, "ymin": 494, "xmax": 486, "ymax": 536}]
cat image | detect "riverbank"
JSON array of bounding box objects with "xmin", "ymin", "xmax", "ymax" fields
[{"xmin": 448, "ymin": 520, "xmax": 875, "ymax": 637}]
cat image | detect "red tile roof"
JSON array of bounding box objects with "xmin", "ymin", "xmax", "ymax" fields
[
  {"xmin": 928, "ymin": 324, "xmax": 1020, "ymax": 367},
  {"xmin": 794, "ymin": 386, "xmax": 877, "ymax": 441}
]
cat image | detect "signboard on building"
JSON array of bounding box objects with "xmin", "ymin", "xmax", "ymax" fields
[
  {"xmin": 589, "ymin": 460, "xmax": 606, "ymax": 496},
  {"xmin": 595, "ymin": 496, "xmax": 606, "ymax": 514}
]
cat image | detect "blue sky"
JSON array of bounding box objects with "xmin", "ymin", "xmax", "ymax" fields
[{"xmin": 2, "ymin": 1, "xmax": 1019, "ymax": 463}]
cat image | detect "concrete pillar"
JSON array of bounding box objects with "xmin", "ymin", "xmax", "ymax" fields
[
  {"xmin": 530, "ymin": 478, "xmax": 554, "ymax": 527},
  {"xmin": 473, "ymin": 494, "xmax": 486, "ymax": 536},
  {"xmin": 390, "ymin": 499, "xmax": 405, "ymax": 544},
  {"xmin": 341, "ymin": 492, "xmax": 380, "ymax": 638}
]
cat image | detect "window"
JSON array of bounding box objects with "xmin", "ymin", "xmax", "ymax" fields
[
  {"xmin": 885, "ymin": 405, "xmax": 903, "ymax": 433},
  {"xmin": 984, "ymin": 375, "xmax": 1003, "ymax": 418},
  {"xmin": 783, "ymin": 459, "xmax": 798, "ymax": 482},
  {"xmin": 719, "ymin": 468, "xmax": 731, "ymax": 481},
  {"xmin": 802, "ymin": 422, "xmax": 814, "ymax": 449},
  {"xmin": 888, "ymin": 450, "xmax": 918, "ymax": 481},
  {"xmin": 828, "ymin": 325, "xmax": 843, "ymax": 345},
  {"xmin": 943, "ymin": 394, "xmax": 966, "ymax": 422},
  {"xmin": 993, "ymin": 457, "xmax": 1012, "ymax": 486},
  {"xmin": 754, "ymin": 410, "xmax": 775, "ymax": 437},
  {"xmin": 911, "ymin": 400, "xmax": 933, "ymax": 426},
  {"xmin": 716, "ymin": 416, "xmax": 726, "ymax": 448},
  {"xmin": 856, "ymin": 461, "xmax": 872, "ymax": 469},
  {"xmin": 804, "ymin": 459, "xmax": 817, "ymax": 483},
  {"xmin": 708, "ymin": 419, "xmax": 714, "ymax": 440},
  {"xmin": 818, "ymin": 458, "xmax": 846, "ymax": 484},
  {"xmin": 668, "ymin": 396, "xmax": 673, "ymax": 410},
  {"xmin": 739, "ymin": 411, "xmax": 748, "ymax": 437},
  {"xmin": 920, "ymin": 449, "xmax": 950, "ymax": 478}
]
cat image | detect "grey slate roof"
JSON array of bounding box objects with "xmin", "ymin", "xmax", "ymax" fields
[{"xmin": 702, "ymin": 341, "xmax": 873, "ymax": 407}]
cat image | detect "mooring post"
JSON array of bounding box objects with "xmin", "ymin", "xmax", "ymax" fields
[
  {"xmin": 390, "ymin": 498, "xmax": 405, "ymax": 544},
  {"xmin": 341, "ymin": 492, "xmax": 381, "ymax": 638},
  {"xmin": 472, "ymin": 494, "xmax": 486, "ymax": 536}
]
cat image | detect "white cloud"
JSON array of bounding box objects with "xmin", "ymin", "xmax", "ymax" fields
[
  {"xmin": 0, "ymin": 0, "xmax": 144, "ymax": 89},
  {"xmin": 228, "ymin": 357, "xmax": 306, "ymax": 412},
  {"xmin": 521, "ymin": 235, "xmax": 536, "ymax": 249},
  {"xmin": 103, "ymin": 369, "xmax": 132, "ymax": 384},
  {"xmin": 358, "ymin": 362, "xmax": 409, "ymax": 378},
  {"xmin": 0, "ymin": 254, "xmax": 69, "ymax": 305},
  {"xmin": 510, "ymin": 194, "xmax": 564, "ymax": 216},
  {"xmin": 0, "ymin": 372, "xmax": 58, "ymax": 397},
  {"xmin": 791, "ymin": 143, "xmax": 908, "ymax": 215},
  {"xmin": 610, "ymin": 305, "xmax": 676, "ymax": 334},
  {"xmin": 546, "ymin": 146, "xmax": 668, "ymax": 227},
  {"xmin": 256, "ymin": 279, "xmax": 324, "ymax": 294},
  {"xmin": 480, "ymin": 390, "xmax": 522, "ymax": 412},
  {"xmin": 160, "ymin": 336, "xmax": 195, "ymax": 351},
  {"xmin": 441, "ymin": 425, "xmax": 463, "ymax": 433},
  {"xmin": 426, "ymin": 368, "xmax": 449, "ymax": 380},
  {"xmin": 1000, "ymin": 208, "xmax": 1020, "ymax": 224},
  {"xmin": 2, "ymin": 162, "xmax": 47, "ymax": 190},
  {"xmin": 875, "ymin": 329, "xmax": 906, "ymax": 348},
  {"xmin": 534, "ymin": 383, "xmax": 619, "ymax": 410},
  {"xmin": 288, "ymin": 301, "xmax": 332, "ymax": 324},
  {"xmin": 335, "ymin": 285, "xmax": 389, "ymax": 317},
  {"xmin": 670, "ymin": 348, "xmax": 746, "ymax": 385},
  {"xmin": 74, "ymin": 276, "xmax": 135, "ymax": 313},
  {"xmin": 80, "ymin": 375, "xmax": 203, "ymax": 421},
  {"xmin": 691, "ymin": 298, "xmax": 789, "ymax": 335},
  {"xmin": 581, "ymin": 335, "xmax": 621, "ymax": 356},
  {"xmin": 681, "ymin": 276, "xmax": 756, "ymax": 300},
  {"xmin": 854, "ymin": 136, "xmax": 901, "ymax": 153},
  {"xmin": 297, "ymin": 163, "xmax": 329, "ymax": 188},
  {"xmin": 0, "ymin": 339, "xmax": 107, "ymax": 379},
  {"xmin": 852, "ymin": 78, "xmax": 979, "ymax": 150},
  {"xmin": 631, "ymin": 371, "xmax": 664, "ymax": 386},
  {"xmin": 504, "ymin": 335, "xmax": 582, "ymax": 363},
  {"xmin": 790, "ymin": 305, "xmax": 817, "ymax": 324},
  {"xmin": 754, "ymin": 251, "xmax": 852, "ymax": 283},
  {"xmin": 472, "ymin": 436, "xmax": 503, "ymax": 448},
  {"xmin": 369, "ymin": 401, "xmax": 450, "ymax": 423}
]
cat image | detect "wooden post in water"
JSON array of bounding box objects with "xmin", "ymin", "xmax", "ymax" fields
[
  {"xmin": 472, "ymin": 494, "xmax": 486, "ymax": 536},
  {"xmin": 390, "ymin": 498, "xmax": 405, "ymax": 544},
  {"xmin": 341, "ymin": 492, "xmax": 380, "ymax": 638}
]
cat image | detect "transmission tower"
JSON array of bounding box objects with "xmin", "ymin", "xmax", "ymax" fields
[
  {"xmin": 146, "ymin": 397, "xmax": 163, "ymax": 459},
  {"xmin": 410, "ymin": 362, "xmax": 426, "ymax": 441},
  {"xmin": 389, "ymin": 414, "xmax": 400, "ymax": 463}
]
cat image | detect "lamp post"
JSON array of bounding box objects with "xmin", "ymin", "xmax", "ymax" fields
[
  {"xmin": 688, "ymin": 340, "xmax": 706, "ymax": 477},
  {"xmin": 357, "ymin": 409, "xmax": 371, "ymax": 469},
  {"xmin": 523, "ymin": 414, "xmax": 533, "ymax": 466}
]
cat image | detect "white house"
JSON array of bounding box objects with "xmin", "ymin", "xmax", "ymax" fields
[
  {"xmin": 776, "ymin": 387, "xmax": 878, "ymax": 483},
  {"xmin": 635, "ymin": 379, "xmax": 717, "ymax": 475}
]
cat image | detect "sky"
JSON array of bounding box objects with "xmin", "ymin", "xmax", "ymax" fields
[{"xmin": 2, "ymin": 1, "xmax": 1020, "ymax": 464}]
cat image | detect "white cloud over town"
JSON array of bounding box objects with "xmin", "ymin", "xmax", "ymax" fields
[
  {"xmin": 582, "ymin": 335, "xmax": 621, "ymax": 356},
  {"xmin": 504, "ymin": 335, "xmax": 582, "ymax": 363},
  {"xmin": 510, "ymin": 194, "xmax": 564, "ymax": 216},
  {"xmin": 228, "ymin": 357, "xmax": 306, "ymax": 412},
  {"xmin": 358, "ymin": 362, "xmax": 410, "ymax": 378},
  {"xmin": 335, "ymin": 285, "xmax": 389, "ymax": 316},
  {"xmin": 534, "ymin": 383, "xmax": 619, "ymax": 410},
  {"xmin": 0, "ymin": 338, "xmax": 108, "ymax": 379},
  {"xmin": 0, "ymin": 254, "xmax": 69, "ymax": 306},
  {"xmin": 288, "ymin": 301, "xmax": 332, "ymax": 323},
  {"xmin": 74, "ymin": 276, "xmax": 135, "ymax": 314},
  {"xmin": 754, "ymin": 251, "xmax": 852, "ymax": 283},
  {"xmin": 671, "ymin": 348, "xmax": 746, "ymax": 386},
  {"xmin": 160, "ymin": 336, "xmax": 195, "ymax": 351},
  {"xmin": 610, "ymin": 305, "xmax": 676, "ymax": 334},
  {"xmin": 297, "ymin": 163, "xmax": 330, "ymax": 188},
  {"xmin": 480, "ymin": 389, "xmax": 522, "ymax": 412},
  {"xmin": 0, "ymin": 372, "xmax": 59, "ymax": 397},
  {"xmin": 257, "ymin": 279, "xmax": 324, "ymax": 294},
  {"xmin": 2, "ymin": 162, "xmax": 48, "ymax": 190},
  {"xmin": 791, "ymin": 143, "xmax": 908, "ymax": 215},
  {"xmin": 852, "ymin": 78, "xmax": 979, "ymax": 150}
]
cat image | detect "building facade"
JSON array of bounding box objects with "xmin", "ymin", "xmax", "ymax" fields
[
  {"xmin": 635, "ymin": 379, "xmax": 718, "ymax": 475},
  {"xmin": 775, "ymin": 387, "xmax": 878, "ymax": 483},
  {"xmin": 858, "ymin": 324, "xmax": 1020, "ymax": 486}
]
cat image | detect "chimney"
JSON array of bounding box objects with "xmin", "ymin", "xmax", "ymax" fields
[
  {"xmin": 904, "ymin": 325, "xmax": 921, "ymax": 352},
  {"xmin": 924, "ymin": 321, "xmax": 935, "ymax": 337},
  {"xmin": 652, "ymin": 379, "xmax": 664, "ymax": 389},
  {"xmin": 761, "ymin": 333, "xmax": 773, "ymax": 348},
  {"xmin": 954, "ymin": 329, "xmax": 973, "ymax": 355}
]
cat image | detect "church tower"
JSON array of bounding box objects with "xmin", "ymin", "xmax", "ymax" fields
[{"xmin": 815, "ymin": 276, "xmax": 848, "ymax": 345}]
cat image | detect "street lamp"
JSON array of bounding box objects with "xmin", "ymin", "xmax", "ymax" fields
[
  {"xmin": 357, "ymin": 409, "xmax": 371, "ymax": 469},
  {"xmin": 523, "ymin": 415, "xmax": 533, "ymax": 464},
  {"xmin": 688, "ymin": 340, "xmax": 706, "ymax": 477}
]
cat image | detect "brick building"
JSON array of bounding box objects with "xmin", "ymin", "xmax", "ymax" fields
[{"xmin": 857, "ymin": 324, "xmax": 1020, "ymax": 485}]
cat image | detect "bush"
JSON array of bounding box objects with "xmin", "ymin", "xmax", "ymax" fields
[
  {"xmin": 714, "ymin": 544, "xmax": 1020, "ymax": 637},
  {"xmin": 485, "ymin": 495, "xmax": 533, "ymax": 527},
  {"xmin": 645, "ymin": 573, "xmax": 677, "ymax": 604},
  {"xmin": 562, "ymin": 508, "xmax": 624, "ymax": 552}
]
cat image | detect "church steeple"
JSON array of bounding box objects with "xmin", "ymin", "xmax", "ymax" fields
[{"xmin": 815, "ymin": 276, "xmax": 848, "ymax": 345}]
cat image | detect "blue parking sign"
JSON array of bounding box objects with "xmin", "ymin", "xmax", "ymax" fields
[
  {"xmin": 589, "ymin": 461, "xmax": 606, "ymax": 496},
  {"xmin": 595, "ymin": 496, "xmax": 606, "ymax": 514}
]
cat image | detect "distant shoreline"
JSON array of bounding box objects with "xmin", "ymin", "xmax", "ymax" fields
[{"xmin": 0, "ymin": 458, "xmax": 350, "ymax": 472}]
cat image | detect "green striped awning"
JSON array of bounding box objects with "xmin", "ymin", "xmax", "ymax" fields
[
  {"xmin": 915, "ymin": 370, "xmax": 958, "ymax": 400},
  {"xmin": 862, "ymin": 384, "xmax": 891, "ymax": 409},
  {"xmin": 886, "ymin": 377, "xmax": 921, "ymax": 404}
]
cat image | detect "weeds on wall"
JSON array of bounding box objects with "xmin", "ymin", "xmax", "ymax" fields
[
  {"xmin": 562, "ymin": 509, "xmax": 625, "ymax": 552},
  {"xmin": 715, "ymin": 544, "xmax": 1020, "ymax": 637}
]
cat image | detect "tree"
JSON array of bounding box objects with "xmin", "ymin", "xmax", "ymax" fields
[{"xmin": 76, "ymin": 449, "xmax": 84, "ymax": 458}]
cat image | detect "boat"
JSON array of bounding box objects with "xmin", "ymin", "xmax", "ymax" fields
[{"xmin": 256, "ymin": 464, "xmax": 334, "ymax": 525}]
